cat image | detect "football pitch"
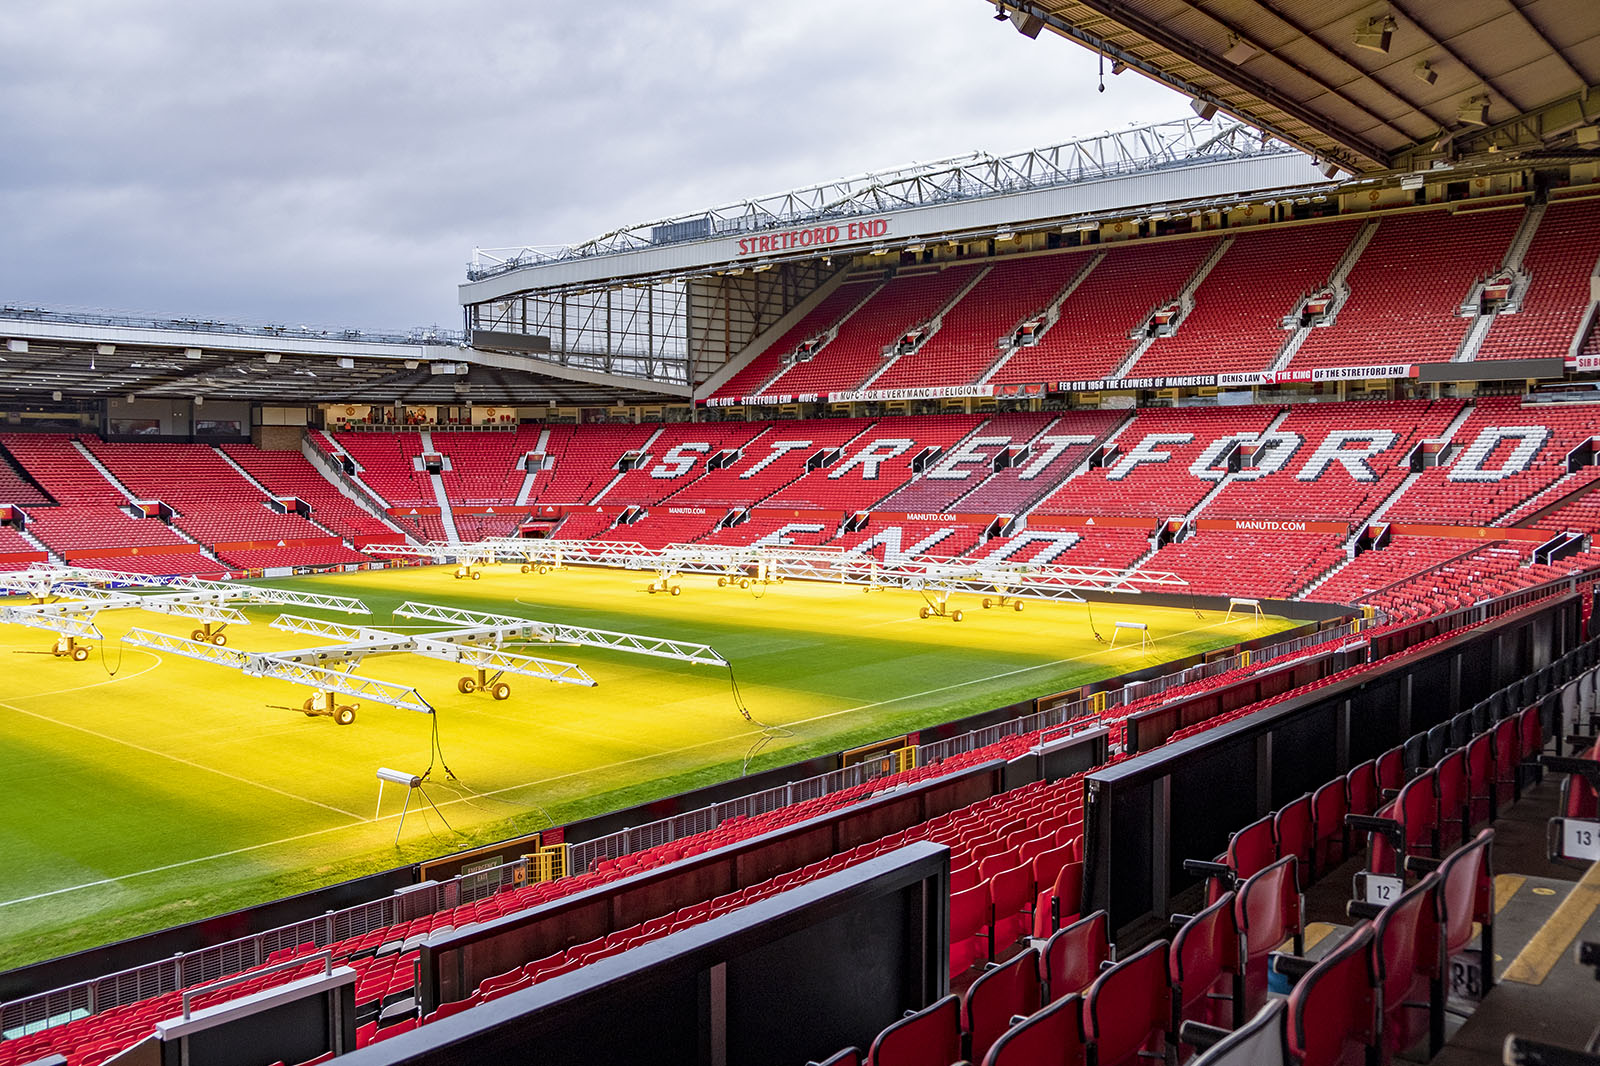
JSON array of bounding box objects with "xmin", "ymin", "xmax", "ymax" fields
[{"xmin": 0, "ymin": 563, "xmax": 1308, "ymax": 969}]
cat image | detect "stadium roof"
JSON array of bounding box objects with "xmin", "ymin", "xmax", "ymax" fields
[
  {"xmin": 992, "ymin": 0, "xmax": 1600, "ymax": 174},
  {"xmin": 0, "ymin": 308, "xmax": 690, "ymax": 406}
]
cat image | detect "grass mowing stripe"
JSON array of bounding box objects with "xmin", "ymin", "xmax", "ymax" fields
[{"xmin": 0, "ymin": 698, "xmax": 369, "ymax": 821}]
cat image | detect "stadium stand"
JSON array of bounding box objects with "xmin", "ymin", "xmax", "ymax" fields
[
  {"xmin": 529, "ymin": 423, "xmax": 657, "ymax": 505},
  {"xmin": 595, "ymin": 421, "xmax": 768, "ymax": 506},
  {"xmin": 713, "ymin": 277, "xmax": 881, "ymax": 400},
  {"xmin": 7, "ymin": 587, "xmax": 1574, "ymax": 1066},
  {"xmin": 1477, "ymin": 198, "xmax": 1600, "ymax": 360},
  {"xmin": 990, "ymin": 235, "xmax": 1219, "ymax": 384},
  {"xmin": 1381, "ymin": 395, "xmax": 1594, "ymax": 525},
  {"xmin": 333, "ymin": 432, "xmax": 432, "ymax": 507},
  {"xmin": 762, "ymin": 265, "xmax": 982, "ymax": 395},
  {"xmin": 869, "ymin": 252, "xmax": 1091, "ymax": 389},
  {"xmin": 1142, "ymin": 531, "xmax": 1347, "ymax": 598},
  {"xmin": 668, "ymin": 418, "xmax": 873, "ymax": 508},
  {"xmin": 86, "ymin": 441, "xmax": 336, "ymax": 546},
  {"xmin": 1031, "ymin": 405, "xmax": 1282, "ymax": 517},
  {"xmin": 1289, "ymin": 208, "xmax": 1523, "ymax": 368},
  {"xmin": 220, "ymin": 444, "xmax": 405, "ymax": 547},
  {"xmin": 1200, "ymin": 398, "xmax": 1463, "ymax": 523},
  {"xmin": 878, "ymin": 412, "xmax": 1058, "ymax": 512},
  {"xmin": 761, "ymin": 415, "xmax": 986, "ymax": 511},
  {"xmin": 1131, "ymin": 219, "xmax": 1361, "ymax": 376},
  {"xmin": 428, "ymin": 430, "xmax": 534, "ymax": 505}
]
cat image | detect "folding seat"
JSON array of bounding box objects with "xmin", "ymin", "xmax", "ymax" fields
[
  {"xmin": 1184, "ymin": 1000, "xmax": 1289, "ymax": 1066},
  {"xmin": 1235, "ymin": 857, "xmax": 1303, "ymax": 1014},
  {"xmin": 962, "ymin": 947, "xmax": 1042, "ymax": 1064},
  {"xmin": 1432, "ymin": 749, "xmax": 1469, "ymax": 851},
  {"xmin": 1085, "ymin": 939, "xmax": 1174, "ymax": 1066},
  {"xmin": 867, "ymin": 994, "xmax": 962, "ymax": 1066},
  {"xmin": 1186, "ymin": 814, "xmax": 1276, "ymax": 903},
  {"xmin": 1032, "ymin": 858, "xmax": 1084, "ymax": 938},
  {"xmin": 1351, "ymin": 769, "xmax": 1439, "ymax": 895},
  {"xmin": 1274, "ymin": 794, "xmax": 1316, "ymax": 882},
  {"xmin": 1310, "ymin": 778, "xmax": 1349, "ymax": 876},
  {"xmin": 981, "ymin": 992, "xmax": 1090, "ymax": 1066},
  {"xmin": 989, "ymin": 861, "xmax": 1035, "ymax": 950},
  {"xmin": 1170, "ymin": 891, "xmax": 1243, "ymax": 1044},
  {"xmin": 1347, "ymin": 760, "xmax": 1380, "ymax": 818},
  {"xmin": 1492, "ymin": 715, "xmax": 1522, "ymax": 807},
  {"xmin": 1518, "ymin": 704, "xmax": 1546, "ymax": 785},
  {"xmin": 950, "ymin": 884, "xmax": 992, "ymax": 979},
  {"xmin": 1371, "ymin": 873, "xmax": 1442, "ymax": 1063},
  {"xmin": 1285, "ymin": 921, "xmax": 1376, "ymax": 1066},
  {"xmin": 1435, "ymin": 828, "xmax": 1495, "ymax": 1019},
  {"xmin": 1464, "ymin": 732, "xmax": 1496, "ymax": 827},
  {"xmin": 1375, "ymin": 746, "xmax": 1407, "ymax": 797},
  {"xmin": 1040, "ymin": 910, "xmax": 1111, "ymax": 1004}
]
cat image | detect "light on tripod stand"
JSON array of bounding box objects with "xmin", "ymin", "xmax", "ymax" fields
[
  {"xmin": 374, "ymin": 766, "xmax": 450, "ymax": 843},
  {"xmin": 376, "ymin": 766, "xmax": 422, "ymax": 788}
]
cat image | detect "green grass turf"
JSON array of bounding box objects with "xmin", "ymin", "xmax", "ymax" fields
[{"xmin": 0, "ymin": 563, "xmax": 1307, "ymax": 970}]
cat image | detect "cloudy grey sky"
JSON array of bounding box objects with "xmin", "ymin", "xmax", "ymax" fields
[{"xmin": 0, "ymin": 1, "xmax": 1189, "ymax": 332}]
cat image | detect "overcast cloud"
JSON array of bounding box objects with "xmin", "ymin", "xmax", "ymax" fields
[{"xmin": 0, "ymin": 0, "xmax": 1187, "ymax": 332}]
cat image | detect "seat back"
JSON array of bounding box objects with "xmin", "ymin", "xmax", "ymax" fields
[
  {"xmin": 1464, "ymin": 732, "xmax": 1495, "ymax": 826},
  {"xmin": 1287, "ymin": 923, "xmax": 1376, "ymax": 1066},
  {"xmin": 1311, "ymin": 778, "xmax": 1349, "ymax": 875},
  {"xmin": 1492, "ymin": 716, "xmax": 1519, "ymax": 800},
  {"xmin": 1274, "ymin": 794, "xmax": 1316, "ymax": 878},
  {"xmin": 1376, "ymin": 746, "xmax": 1406, "ymax": 795},
  {"xmin": 1347, "ymin": 759, "xmax": 1379, "ymax": 818},
  {"xmin": 868, "ymin": 994, "xmax": 962, "ymax": 1066},
  {"xmin": 963, "ymin": 947, "xmax": 1041, "ymax": 1065},
  {"xmin": 1518, "ymin": 704, "xmax": 1544, "ymax": 765},
  {"xmin": 949, "ymin": 884, "xmax": 991, "ymax": 979},
  {"xmin": 1032, "ymin": 841, "xmax": 1078, "ymax": 897},
  {"xmin": 1436, "ymin": 828, "xmax": 1493, "ymax": 961},
  {"xmin": 1228, "ymin": 814, "xmax": 1278, "ymax": 883},
  {"xmin": 1190, "ymin": 1000, "xmax": 1289, "ymax": 1066},
  {"xmin": 982, "ymin": 992, "xmax": 1088, "ymax": 1066},
  {"xmin": 1433, "ymin": 750, "xmax": 1468, "ymax": 849},
  {"xmin": 1561, "ymin": 740, "xmax": 1600, "ymax": 820},
  {"xmin": 1034, "ymin": 859, "xmax": 1085, "ymax": 939},
  {"xmin": 989, "ymin": 860, "xmax": 1035, "ymax": 949},
  {"xmin": 1372, "ymin": 872, "xmax": 1442, "ymax": 1058},
  {"xmin": 1086, "ymin": 939, "xmax": 1174, "ymax": 1066},
  {"xmin": 1235, "ymin": 856, "xmax": 1302, "ymax": 1014},
  {"xmin": 1171, "ymin": 891, "xmax": 1241, "ymax": 1033},
  {"xmin": 1041, "ymin": 910, "xmax": 1110, "ymax": 1004}
]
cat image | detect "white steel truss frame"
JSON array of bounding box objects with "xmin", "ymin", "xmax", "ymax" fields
[
  {"xmin": 469, "ymin": 117, "xmax": 1278, "ymax": 275},
  {"xmin": 121, "ymin": 628, "xmax": 433, "ymax": 713},
  {"xmin": 391, "ymin": 601, "xmax": 728, "ymax": 668},
  {"xmin": 372, "ymin": 539, "xmax": 1185, "ymax": 604},
  {"xmin": 266, "ymin": 613, "xmax": 596, "ymax": 686}
]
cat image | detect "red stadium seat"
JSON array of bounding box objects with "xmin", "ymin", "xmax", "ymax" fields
[
  {"xmin": 962, "ymin": 947, "xmax": 1041, "ymax": 1064},
  {"xmin": 867, "ymin": 994, "xmax": 962, "ymax": 1066},
  {"xmin": 981, "ymin": 992, "xmax": 1090, "ymax": 1066},
  {"xmin": 1040, "ymin": 910, "xmax": 1111, "ymax": 1005},
  {"xmin": 1085, "ymin": 939, "xmax": 1174, "ymax": 1066}
]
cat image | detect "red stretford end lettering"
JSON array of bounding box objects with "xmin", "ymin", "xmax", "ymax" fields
[{"xmin": 737, "ymin": 218, "xmax": 888, "ymax": 256}]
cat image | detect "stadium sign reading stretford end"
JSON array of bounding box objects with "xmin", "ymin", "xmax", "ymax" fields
[{"xmin": 736, "ymin": 218, "xmax": 889, "ymax": 256}]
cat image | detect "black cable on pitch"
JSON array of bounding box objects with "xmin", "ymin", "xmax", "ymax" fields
[
  {"xmin": 1086, "ymin": 600, "xmax": 1109, "ymax": 645},
  {"xmin": 728, "ymin": 660, "xmax": 793, "ymax": 775},
  {"xmin": 100, "ymin": 636, "xmax": 126, "ymax": 677}
]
